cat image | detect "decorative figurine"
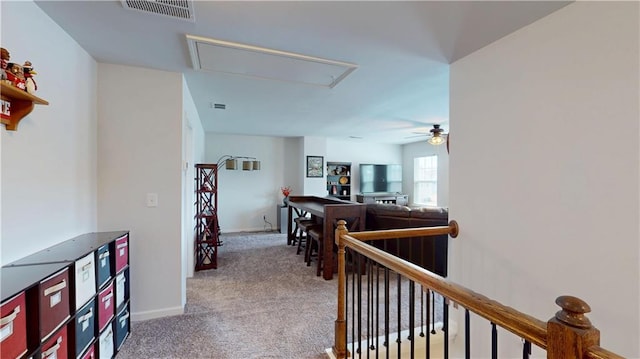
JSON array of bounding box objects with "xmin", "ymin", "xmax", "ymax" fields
[
  {"xmin": 23, "ymin": 61, "xmax": 37, "ymax": 94},
  {"xmin": 6, "ymin": 62, "xmax": 26, "ymax": 90},
  {"xmin": 1, "ymin": 47, "xmax": 10, "ymax": 81}
]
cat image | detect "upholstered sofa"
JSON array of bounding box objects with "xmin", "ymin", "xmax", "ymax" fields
[{"xmin": 364, "ymin": 203, "xmax": 449, "ymax": 277}]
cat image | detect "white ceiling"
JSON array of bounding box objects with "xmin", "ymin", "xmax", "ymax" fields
[{"xmin": 35, "ymin": 1, "xmax": 571, "ymax": 144}]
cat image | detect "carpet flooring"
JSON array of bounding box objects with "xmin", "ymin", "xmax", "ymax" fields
[{"xmin": 116, "ymin": 231, "xmax": 442, "ymax": 359}]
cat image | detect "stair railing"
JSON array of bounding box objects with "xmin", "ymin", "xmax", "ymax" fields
[{"xmin": 332, "ymin": 219, "xmax": 625, "ymax": 359}]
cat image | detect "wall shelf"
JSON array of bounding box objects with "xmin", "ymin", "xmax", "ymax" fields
[{"xmin": 1, "ymin": 82, "xmax": 49, "ymax": 131}]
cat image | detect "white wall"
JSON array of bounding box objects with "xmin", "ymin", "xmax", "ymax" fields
[
  {"xmin": 450, "ymin": 2, "xmax": 639, "ymax": 357},
  {"xmin": 205, "ymin": 133, "xmax": 286, "ymax": 232},
  {"xmin": 181, "ymin": 77, "xmax": 205, "ymax": 286},
  {"xmin": 284, "ymin": 137, "xmax": 304, "ymax": 196},
  {"xmin": 326, "ymin": 138, "xmax": 402, "ymax": 200},
  {"xmin": 402, "ymin": 141, "xmax": 449, "ymax": 207},
  {"xmin": 1, "ymin": 1, "xmax": 98, "ymax": 265},
  {"xmin": 97, "ymin": 63, "xmax": 184, "ymax": 321},
  {"xmin": 303, "ymin": 136, "xmax": 328, "ymax": 196}
]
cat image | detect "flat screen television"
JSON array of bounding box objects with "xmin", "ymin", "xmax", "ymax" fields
[{"xmin": 359, "ymin": 164, "xmax": 402, "ymax": 193}]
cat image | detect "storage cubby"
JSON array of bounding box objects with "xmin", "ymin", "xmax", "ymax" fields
[
  {"xmin": 326, "ymin": 162, "xmax": 352, "ymax": 200},
  {"xmin": 1, "ymin": 231, "xmax": 130, "ymax": 359}
]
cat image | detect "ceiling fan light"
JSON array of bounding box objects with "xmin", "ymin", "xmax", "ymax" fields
[{"xmin": 428, "ymin": 134, "xmax": 445, "ymax": 146}]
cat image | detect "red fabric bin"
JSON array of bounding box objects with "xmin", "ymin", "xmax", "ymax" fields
[
  {"xmin": 114, "ymin": 234, "xmax": 129, "ymax": 273},
  {"xmin": 0, "ymin": 292, "xmax": 28, "ymax": 359},
  {"xmin": 41, "ymin": 325, "xmax": 68, "ymax": 359},
  {"xmin": 39, "ymin": 268, "xmax": 70, "ymax": 340},
  {"xmin": 80, "ymin": 342, "xmax": 95, "ymax": 359},
  {"xmin": 97, "ymin": 281, "xmax": 114, "ymax": 332}
]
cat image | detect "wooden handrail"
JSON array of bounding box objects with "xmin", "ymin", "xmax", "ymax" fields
[
  {"xmin": 332, "ymin": 220, "xmax": 625, "ymax": 359},
  {"xmin": 586, "ymin": 346, "xmax": 626, "ymax": 359},
  {"xmin": 345, "ymin": 220, "xmax": 458, "ymax": 242}
]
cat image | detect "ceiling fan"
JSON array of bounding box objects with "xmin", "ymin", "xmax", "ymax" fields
[{"xmin": 406, "ymin": 124, "xmax": 448, "ymax": 146}]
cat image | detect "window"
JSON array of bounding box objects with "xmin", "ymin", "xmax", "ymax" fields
[{"xmin": 414, "ymin": 155, "xmax": 438, "ymax": 206}]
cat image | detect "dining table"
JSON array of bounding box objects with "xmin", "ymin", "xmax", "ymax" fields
[{"xmin": 286, "ymin": 196, "xmax": 366, "ymax": 280}]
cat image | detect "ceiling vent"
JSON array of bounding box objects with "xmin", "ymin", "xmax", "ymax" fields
[
  {"xmin": 121, "ymin": 0, "xmax": 195, "ymax": 22},
  {"xmin": 186, "ymin": 34, "xmax": 358, "ymax": 88}
]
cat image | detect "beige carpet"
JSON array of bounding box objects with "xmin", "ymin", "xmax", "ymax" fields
[{"xmin": 116, "ymin": 231, "xmax": 442, "ymax": 359}]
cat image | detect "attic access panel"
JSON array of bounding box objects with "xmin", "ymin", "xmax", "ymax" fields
[{"xmin": 186, "ymin": 35, "xmax": 358, "ymax": 88}]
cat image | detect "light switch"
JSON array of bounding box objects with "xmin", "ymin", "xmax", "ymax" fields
[{"xmin": 146, "ymin": 193, "xmax": 158, "ymax": 207}]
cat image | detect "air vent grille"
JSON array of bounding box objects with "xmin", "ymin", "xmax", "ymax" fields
[{"xmin": 121, "ymin": 0, "xmax": 195, "ymax": 22}]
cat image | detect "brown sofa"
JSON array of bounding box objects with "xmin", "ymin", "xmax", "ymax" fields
[{"xmin": 364, "ymin": 203, "xmax": 448, "ymax": 277}]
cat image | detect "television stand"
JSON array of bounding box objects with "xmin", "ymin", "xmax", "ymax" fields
[{"xmin": 356, "ymin": 193, "xmax": 408, "ymax": 206}]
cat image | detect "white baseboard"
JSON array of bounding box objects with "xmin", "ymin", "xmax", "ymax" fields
[{"xmin": 131, "ymin": 305, "xmax": 184, "ymax": 322}]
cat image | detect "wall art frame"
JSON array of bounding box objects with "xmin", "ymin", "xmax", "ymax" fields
[{"xmin": 306, "ymin": 156, "xmax": 324, "ymax": 177}]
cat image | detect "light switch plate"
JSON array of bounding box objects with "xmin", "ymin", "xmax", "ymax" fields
[{"xmin": 146, "ymin": 193, "xmax": 158, "ymax": 207}]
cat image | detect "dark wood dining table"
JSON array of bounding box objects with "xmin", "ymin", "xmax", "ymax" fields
[{"xmin": 286, "ymin": 196, "xmax": 366, "ymax": 280}]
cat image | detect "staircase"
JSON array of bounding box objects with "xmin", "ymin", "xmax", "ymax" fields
[{"xmin": 330, "ymin": 220, "xmax": 625, "ymax": 359}]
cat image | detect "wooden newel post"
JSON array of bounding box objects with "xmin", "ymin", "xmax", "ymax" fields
[
  {"xmin": 547, "ymin": 295, "xmax": 600, "ymax": 359},
  {"xmin": 332, "ymin": 220, "xmax": 349, "ymax": 358}
]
